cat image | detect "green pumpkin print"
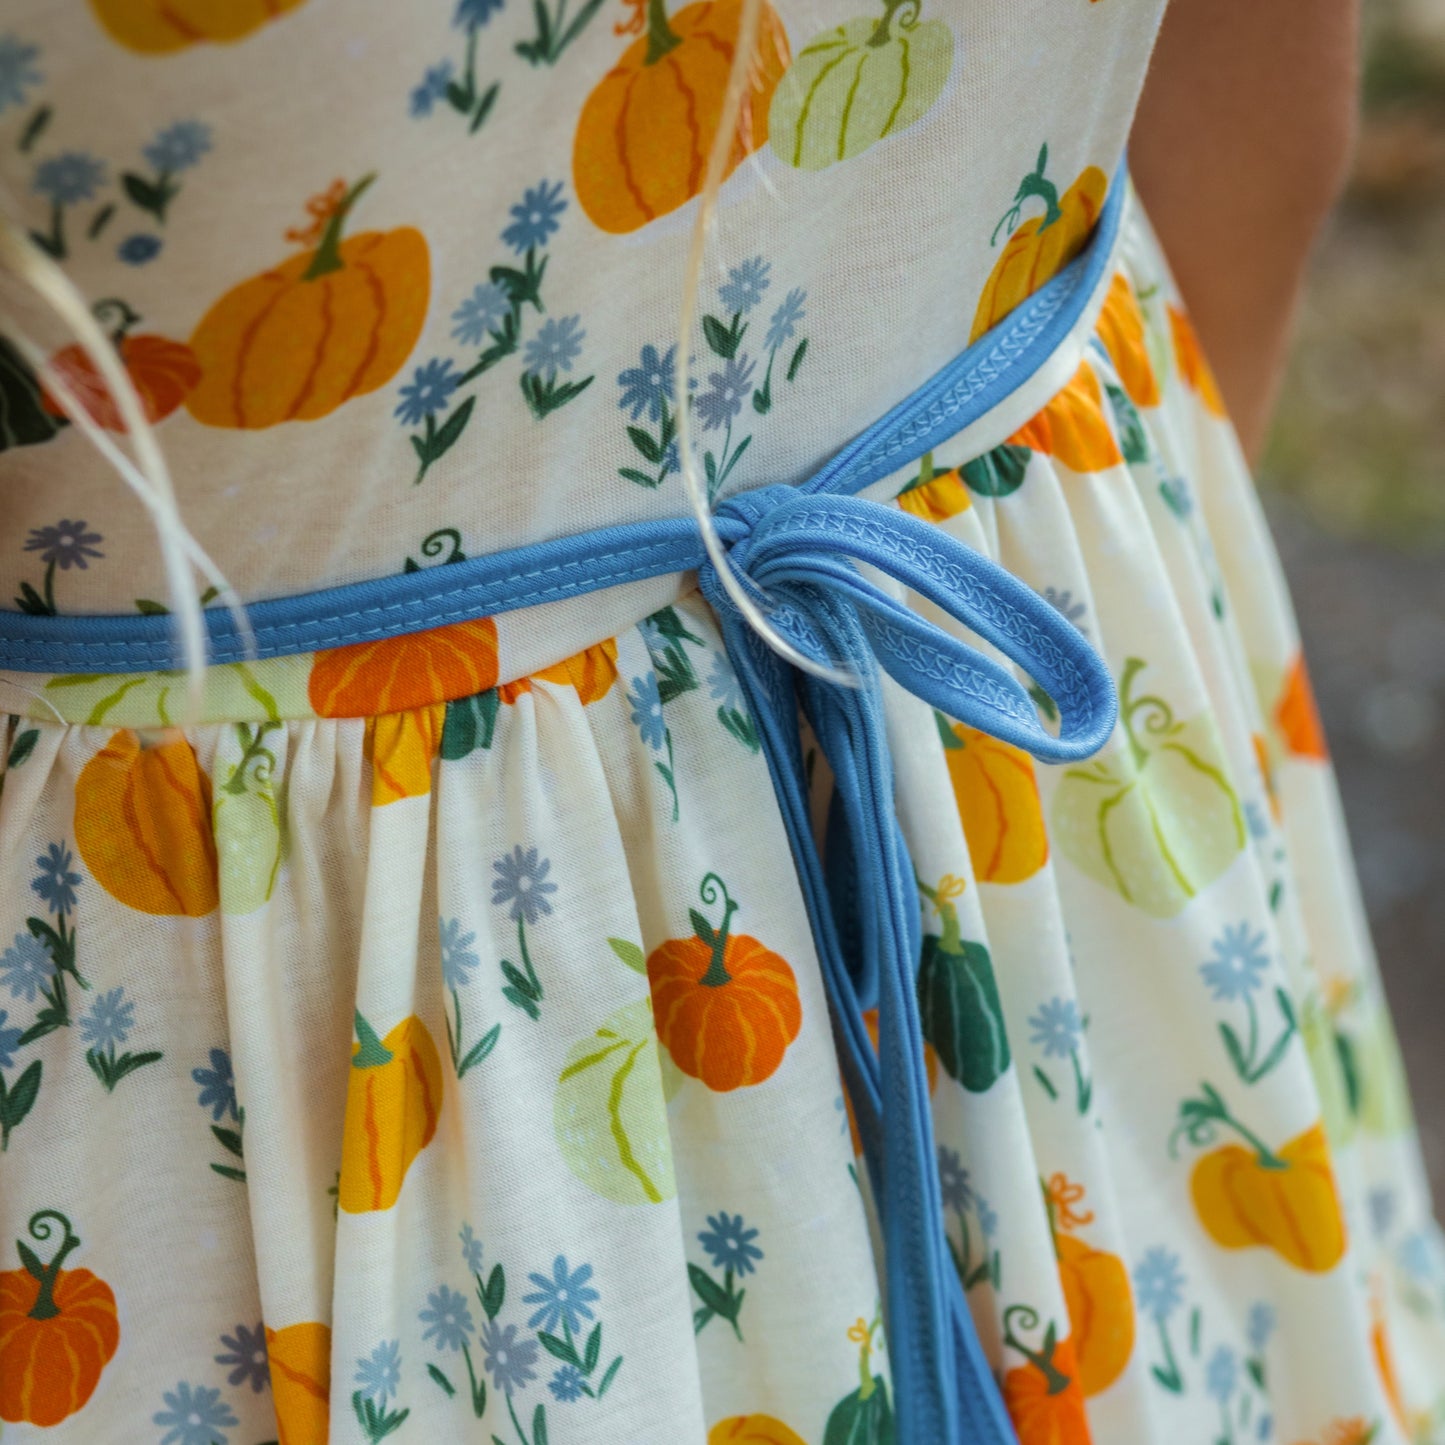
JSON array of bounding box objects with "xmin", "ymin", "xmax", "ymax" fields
[
  {"xmin": 553, "ymin": 998, "xmax": 678, "ymax": 1205},
  {"xmin": 769, "ymin": 0, "xmax": 953, "ymax": 171},
  {"xmin": 915, "ymin": 876, "xmax": 1009, "ymax": 1092},
  {"xmin": 1052, "ymin": 658, "xmax": 1245, "ymax": 918},
  {"xmin": 824, "ymin": 1312, "xmax": 895, "ymax": 1445}
]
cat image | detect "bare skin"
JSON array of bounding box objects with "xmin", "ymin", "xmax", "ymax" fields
[{"xmin": 1130, "ymin": 0, "xmax": 1361, "ymax": 463}]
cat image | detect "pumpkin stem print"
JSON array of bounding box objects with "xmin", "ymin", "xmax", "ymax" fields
[
  {"xmin": 1042, "ymin": 1174, "xmax": 1135, "ymax": 1398},
  {"xmin": 768, "ymin": 0, "xmax": 953, "ymax": 171},
  {"xmin": 915, "ymin": 873, "xmax": 1010, "ymax": 1092},
  {"xmin": 42, "ymin": 296, "xmax": 201, "ymax": 433},
  {"xmin": 1051, "ymin": 658, "xmax": 1245, "ymax": 919},
  {"xmin": 646, "ymin": 872, "xmax": 802, "ymax": 1091},
  {"xmin": 185, "ymin": 174, "xmax": 430, "ymax": 429},
  {"xmin": 1000, "ymin": 1303, "xmax": 1093, "ymax": 1445},
  {"xmin": 338, "ymin": 1010, "xmax": 444, "ymax": 1213},
  {"xmin": 0, "ymin": 1210, "xmax": 120, "ymax": 1427},
  {"xmin": 822, "ymin": 1310, "xmax": 894, "ymax": 1445},
  {"xmin": 1171, "ymin": 1084, "xmax": 1347, "ymax": 1274},
  {"xmin": 572, "ymin": 0, "xmax": 790, "ymax": 234},
  {"xmin": 971, "ymin": 143, "xmax": 1108, "ymax": 343}
]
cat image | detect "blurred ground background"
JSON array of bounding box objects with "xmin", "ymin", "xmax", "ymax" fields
[{"xmin": 1261, "ymin": 0, "xmax": 1445, "ymax": 1197}]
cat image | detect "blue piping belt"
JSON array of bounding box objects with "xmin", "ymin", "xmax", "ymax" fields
[{"xmin": 1, "ymin": 170, "xmax": 1129, "ymax": 1443}]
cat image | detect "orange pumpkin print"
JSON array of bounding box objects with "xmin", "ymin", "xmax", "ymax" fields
[
  {"xmin": 971, "ymin": 145, "xmax": 1109, "ymax": 343},
  {"xmin": 366, "ymin": 703, "xmax": 446, "ymax": 806},
  {"xmin": 43, "ymin": 304, "xmax": 201, "ymax": 432},
  {"xmin": 1290, "ymin": 1420, "xmax": 1382, "ymax": 1445},
  {"xmin": 1167, "ymin": 305, "xmax": 1227, "ymax": 419},
  {"xmin": 709, "ymin": 1416, "xmax": 808, "ymax": 1445},
  {"xmin": 1371, "ymin": 1283, "xmax": 1411, "ymax": 1436},
  {"xmin": 0, "ymin": 1211, "xmax": 119, "ymax": 1428},
  {"xmin": 647, "ymin": 872, "xmax": 802, "ymax": 1091},
  {"xmin": 87, "ymin": 0, "xmax": 308, "ymax": 54},
  {"xmin": 338, "ymin": 1011, "xmax": 444, "ymax": 1212},
  {"xmin": 186, "ymin": 175, "xmax": 429, "ymax": 429},
  {"xmin": 308, "ymin": 617, "xmax": 500, "ymax": 718},
  {"xmin": 1095, "ymin": 272, "xmax": 1159, "ymax": 408},
  {"xmin": 1177, "ymin": 1087, "xmax": 1347, "ymax": 1273},
  {"xmin": 940, "ymin": 716, "xmax": 1049, "ymax": 884},
  {"xmin": 1043, "ymin": 1174, "xmax": 1134, "ymax": 1398},
  {"xmin": 498, "ymin": 638, "xmax": 620, "ymax": 705},
  {"xmin": 573, "ymin": 0, "xmax": 789, "ymax": 234},
  {"xmin": 1275, "ymin": 652, "xmax": 1329, "ymax": 762},
  {"xmin": 74, "ymin": 728, "xmax": 219, "ymax": 917},
  {"xmin": 1008, "ymin": 361, "xmax": 1122, "ymax": 473},
  {"xmin": 1001, "ymin": 1306, "xmax": 1094, "ymax": 1445},
  {"xmin": 1253, "ymin": 731, "xmax": 1282, "ymax": 821},
  {"xmin": 265, "ymin": 1320, "xmax": 331, "ymax": 1445}
]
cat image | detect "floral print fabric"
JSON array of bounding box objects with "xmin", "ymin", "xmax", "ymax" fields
[
  {"xmin": 1, "ymin": 1, "xmax": 1444, "ymax": 1441},
  {"xmin": 0, "ymin": 195, "xmax": 1442, "ymax": 1442}
]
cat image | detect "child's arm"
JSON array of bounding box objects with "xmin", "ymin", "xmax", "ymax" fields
[{"xmin": 1130, "ymin": 0, "xmax": 1360, "ymax": 462}]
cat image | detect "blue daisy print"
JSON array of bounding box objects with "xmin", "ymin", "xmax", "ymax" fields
[
  {"xmin": 491, "ymin": 846, "xmax": 558, "ymax": 925},
  {"xmin": 439, "ymin": 916, "xmax": 481, "ymax": 990},
  {"xmin": 522, "ymin": 1256, "xmax": 600, "ymax": 1336},
  {"xmin": 153, "ymin": 1381, "xmax": 238, "ymax": 1445},
  {"xmin": 698, "ymin": 1212, "xmax": 763, "ymax": 1276},
  {"xmin": 410, "ymin": 61, "xmax": 455, "ymax": 118},
  {"xmin": 0, "ymin": 34, "xmax": 42, "ymax": 115},
  {"xmin": 144, "ymin": 120, "xmax": 212, "ymax": 173},
  {"xmin": 80, "ymin": 987, "xmax": 134, "ymax": 1052},
  {"xmin": 0, "ymin": 931, "xmax": 53, "ymax": 1003},
  {"xmin": 192, "ymin": 1048, "xmax": 239, "ymax": 1122},
  {"xmin": 355, "ymin": 1339, "xmax": 403, "ymax": 1407},
  {"xmin": 627, "ymin": 673, "xmax": 665, "ymax": 751},
  {"xmin": 694, "ymin": 356, "xmax": 755, "ymax": 431},
  {"xmin": 395, "ymin": 359, "xmax": 460, "ymax": 426},
  {"xmin": 523, "ymin": 315, "xmax": 584, "ymax": 379},
  {"xmin": 502, "ymin": 180, "xmax": 566, "ymax": 254},
  {"xmin": 31, "ymin": 842, "xmax": 81, "ymax": 917},
  {"xmin": 419, "ymin": 1284, "xmax": 475, "ymax": 1352},
  {"xmin": 215, "ymin": 1322, "xmax": 269, "ymax": 1392},
  {"xmin": 764, "ymin": 287, "xmax": 806, "ymax": 352},
  {"xmin": 617, "ymin": 343, "xmax": 675, "ymax": 423},
  {"xmin": 718, "ymin": 257, "xmax": 770, "ymax": 314},
  {"xmin": 452, "ymin": 281, "xmax": 510, "ymax": 345},
  {"xmin": 32, "ymin": 151, "xmax": 105, "ymax": 205},
  {"xmin": 480, "ymin": 1320, "xmax": 539, "ymax": 1396}
]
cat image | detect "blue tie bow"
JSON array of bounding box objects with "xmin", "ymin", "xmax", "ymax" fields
[{"xmin": 699, "ymin": 484, "xmax": 1116, "ymax": 1444}]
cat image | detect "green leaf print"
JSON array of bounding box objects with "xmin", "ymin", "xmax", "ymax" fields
[
  {"xmin": 0, "ymin": 1060, "xmax": 42, "ymax": 1149},
  {"xmin": 0, "ymin": 335, "xmax": 65, "ymax": 452},
  {"xmin": 6, "ymin": 727, "xmax": 39, "ymax": 771},
  {"xmin": 961, "ymin": 442, "xmax": 1031, "ymax": 498},
  {"xmin": 442, "ymin": 687, "xmax": 502, "ymax": 759},
  {"xmin": 606, "ymin": 938, "xmax": 647, "ymax": 974}
]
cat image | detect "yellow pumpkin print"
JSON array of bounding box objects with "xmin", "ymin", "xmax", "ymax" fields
[
  {"xmin": 1167, "ymin": 305, "xmax": 1228, "ymax": 419},
  {"xmin": 338, "ymin": 1012, "xmax": 443, "ymax": 1213},
  {"xmin": 1176, "ymin": 1088, "xmax": 1346, "ymax": 1274},
  {"xmin": 972, "ymin": 145, "xmax": 1109, "ymax": 343},
  {"xmin": 939, "ymin": 715, "xmax": 1049, "ymax": 884},
  {"xmin": 896, "ymin": 453, "xmax": 972, "ymax": 524},
  {"xmin": 768, "ymin": 0, "xmax": 953, "ymax": 171},
  {"xmin": 573, "ymin": 0, "xmax": 789, "ymax": 234},
  {"xmin": 87, "ymin": 0, "xmax": 308, "ymax": 54},
  {"xmin": 74, "ymin": 729, "xmax": 219, "ymax": 917},
  {"xmin": 1095, "ymin": 272, "xmax": 1160, "ymax": 408},
  {"xmin": 709, "ymin": 1416, "xmax": 809, "ymax": 1444},
  {"xmin": 365, "ymin": 704, "xmax": 446, "ymax": 806},
  {"xmin": 186, "ymin": 177, "xmax": 429, "ymax": 429},
  {"xmin": 1008, "ymin": 361, "xmax": 1122, "ymax": 474},
  {"xmin": 264, "ymin": 1321, "xmax": 330, "ymax": 1445},
  {"xmin": 1044, "ymin": 1174, "xmax": 1134, "ymax": 1398}
]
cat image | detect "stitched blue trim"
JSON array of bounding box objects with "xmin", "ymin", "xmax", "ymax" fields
[{"xmin": 0, "ymin": 164, "xmax": 1127, "ymax": 675}]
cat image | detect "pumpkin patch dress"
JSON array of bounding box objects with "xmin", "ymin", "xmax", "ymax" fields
[{"xmin": 1, "ymin": 3, "xmax": 1444, "ymax": 1443}]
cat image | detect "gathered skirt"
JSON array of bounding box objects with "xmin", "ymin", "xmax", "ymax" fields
[{"xmin": 1, "ymin": 194, "xmax": 1442, "ymax": 1445}]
